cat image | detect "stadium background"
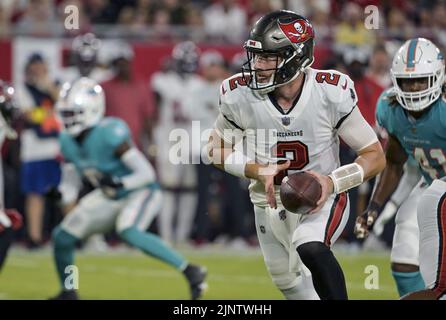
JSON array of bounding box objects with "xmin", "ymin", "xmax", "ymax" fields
[{"xmin": 0, "ymin": 0, "xmax": 444, "ymax": 299}]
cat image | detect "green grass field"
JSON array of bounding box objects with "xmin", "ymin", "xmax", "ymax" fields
[{"xmin": 0, "ymin": 246, "xmax": 398, "ymax": 300}]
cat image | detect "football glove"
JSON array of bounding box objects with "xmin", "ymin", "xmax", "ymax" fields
[
  {"xmin": 0, "ymin": 209, "xmax": 22, "ymax": 233},
  {"xmin": 99, "ymin": 175, "xmax": 124, "ymax": 199},
  {"xmin": 354, "ymin": 202, "xmax": 380, "ymax": 239}
]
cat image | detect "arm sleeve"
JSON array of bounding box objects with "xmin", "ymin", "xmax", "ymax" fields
[
  {"xmin": 390, "ymin": 161, "xmax": 422, "ymax": 205},
  {"xmin": 120, "ymin": 147, "xmax": 156, "ymax": 190},
  {"xmin": 213, "ymin": 83, "xmax": 245, "ymax": 145},
  {"xmin": 337, "ymin": 107, "xmax": 379, "ymax": 152},
  {"xmin": 328, "ymin": 74, "xmax": 359, "ymax": 129},
  {"xmin": 375, "ymin": 92, "xmax": 392, "ymax": 134},
  {"xmin": 105, "ymin": 119, "xmax": 132, "ymax": 149}
]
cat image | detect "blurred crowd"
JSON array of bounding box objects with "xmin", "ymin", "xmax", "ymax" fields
[
  {"xmin": 1, "ymin": 0, "xmax": 446, "ymax": 252},
  {"xmin": 0, "ymin": 0, "xmax": 446, "ymax": 46}
]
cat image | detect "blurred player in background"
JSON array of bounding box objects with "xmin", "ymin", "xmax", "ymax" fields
[
  {"xmin": 183, "ymin": 50, "xmax": 227, "ymax": 244},
  {"xmin": 151, "ymin": 41, "xmax": 202, "ymax": 245},
  {"xmin": 208, "ymin": 10, "xmax": 385, "ymax": 300},
  {"xmin": 50, "ymin": 78, "xmax": 207, "ymax": 300},
  {"xmin": 58, "ymin": 34, "xmax": 106, "ymax": 218},
  {"xmin": 61, "ymin": 33, "xmax": 112, "ymax": 84},
  {"xmin": 58, "ymin": 33, "xmax": 105, "ymax": 214},
  {"xmin": 356, "ymin": 38, "xmax": 446, "ymax": 299},
  {"xmin": 0, "ymin": 81, "xmax": 22, "ymax": 271},
  {"xmin": 102, "ymin": 41, "xmax": 154, "ymax": 151}
]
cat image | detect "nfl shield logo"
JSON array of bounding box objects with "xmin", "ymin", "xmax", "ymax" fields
[
  {"xmin": 282, "ymin": 117, "xmax": 290, "ymax": 126},
  {"xmin": 279, "ymin": 210, "xmax": 287, "ymax": 221}
]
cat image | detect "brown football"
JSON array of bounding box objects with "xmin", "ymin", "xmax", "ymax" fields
[{"xmin": 280, "ymin": 172, "xmax": 322, "ymax": 214}]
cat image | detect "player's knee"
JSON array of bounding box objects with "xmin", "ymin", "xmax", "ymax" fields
[
  {"xmin": 118, "ymin": 226, "xmax": 138, "ymax": 244},
  {"xmin": 391, "ymin": 262, "xmax": 419, "ymax": 273},
  {"xmin": 270, "ymin": 271, "xmax": 299, "ymax": 290},
  {"xmin": 297, "ymin": 241, "xmax": 332, "ymax": 268},
  {"xmin": 52, "ymin": 226, "xmax": 77, "ymax": 249},
  {"xmin": 264, "ymin": 259, "xmax": 298, "ymax": 290}
]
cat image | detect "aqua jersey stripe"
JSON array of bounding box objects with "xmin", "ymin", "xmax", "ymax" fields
[{"xmin": 406, "ymin": 39, "xmax": 418, "ymax": 69}]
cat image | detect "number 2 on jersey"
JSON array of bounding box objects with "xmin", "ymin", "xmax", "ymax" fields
[
  {"xmin": 272, "ymin": 141, "xmax": 309, "ymax": 185},
  {"xmin": 315, "ymin": 72, "xmax": 341, "ymax": 86}
]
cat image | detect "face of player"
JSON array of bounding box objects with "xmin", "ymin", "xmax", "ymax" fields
[
  {"xmin": 399, "ymin": 77, "xmax": 429, "ymax": 93},
  {"xmin": 252, "ymin": 53, "xmax": 283, "ymax": 83}
]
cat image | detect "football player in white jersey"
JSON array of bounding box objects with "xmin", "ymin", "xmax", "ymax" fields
[
  {"xmin": 60, "ymin": 33, "xmax": 112, "ymax": 84},
  {"xmin": 208, "ymin": 10, "xmax": 386, "ymax": 300},
  {"xmin": 0, "ymin": 81, "xmax": 22, "ymax": 271},
  {"xmin": 151, "ymin": 42, "xmax": 202, "ymax": 244}
]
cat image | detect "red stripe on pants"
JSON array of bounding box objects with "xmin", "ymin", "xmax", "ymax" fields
[
  {"xmin": 324, "ymin": 193, "xmax": 347, "ymax": 247},
  {"xmin": 433, "ymin": 194, "xmax": 446, "ymax": 299}
]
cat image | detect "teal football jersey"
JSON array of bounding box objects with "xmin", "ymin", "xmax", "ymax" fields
[
  {"xmin": 59, "ymin": 117, "xmax": 153, "ymax": 198},
  {"xmin": 376, "ymin": 89, "xmax": 446, "ymax": 184}
]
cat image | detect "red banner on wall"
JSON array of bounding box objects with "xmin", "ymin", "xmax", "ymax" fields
[
  {"xmin": 4, "ymin": 38, "xmax": 332, "ymax": 84},
  {"xmin": 0, "ymin": 40, "xmax": 12, "ymax": 82}
]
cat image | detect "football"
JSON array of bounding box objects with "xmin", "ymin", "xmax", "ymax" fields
[{"xmin": 280, "ymin": 171, "xmax": 322, "ymax": 214}]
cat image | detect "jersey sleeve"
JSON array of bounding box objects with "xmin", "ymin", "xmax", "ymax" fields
[
  {"xmin": 439, "ymin": 97, "xmax": 446, "ymax": 129},
  {"xmin": 320, "ymin": 71, "xmax": 359, "ymax": 129},
  {"xmin": 150, "ymin": 72, "xmax": 163, "ymax": 93},
  {"xmin": 375, "ymin": 90, "xmax": 394, "ymax": 135},
  {"xmin": 213, "ymin": 79, "xmax": 245, "ymax": 144},
  {"xmin": 102, "ymin": 118, "xmax": 132, "ymax": 150},
  {"xmin": 150, "ymin": 72, "xmax": 171, "ymax": 98}
]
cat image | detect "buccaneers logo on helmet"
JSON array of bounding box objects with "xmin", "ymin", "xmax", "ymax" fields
[{"xmin": 278, "ymin": 19, "xmax": 314, "ymax": 44}]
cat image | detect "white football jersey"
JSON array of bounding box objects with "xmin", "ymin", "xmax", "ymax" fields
[
  {"xmin": 215, "ymin": 68, "xmax": 359, "ymax": 207},
  {"xmin": 151, "ymin": 71, "xmax": 203, "ymax": 186},
  {"xmin": 151, "ymin": 71, "xmax": 203, "ymax": 132},
  {"xmin": 183, "ymin": 80, "xmax": 221, "ymax": 159}
]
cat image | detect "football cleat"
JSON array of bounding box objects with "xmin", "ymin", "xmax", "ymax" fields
[
  {"xmin": 48, "ymin": 290, "xmax": 79, "ymax": 300},
  {"xmin": 183, "ymin": 264, "xmax": 208, "ymax": 300}
]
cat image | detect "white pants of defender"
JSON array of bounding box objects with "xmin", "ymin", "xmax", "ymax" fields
[
  {"xmin": 61, "ymin": 188, "xmax": 162, "ymax": 239},
  {"xmin": 417, "ymin": 179, "xmax": 446, "ymax": 300},
  {"xmin": 253, "ymin": 192, "xmax": 349, "ymax": 299},
  {"xmin": 391, "ymin": 180, "xmax": 427, "ymax": 266}
]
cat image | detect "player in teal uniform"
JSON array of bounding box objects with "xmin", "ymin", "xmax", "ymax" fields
[
  {"xmin": 355, "ymin": 38, "xmax": 446, "ymax": 299},
  {"xmin": 50, "ymin": 78, "xmax": 207, "ymax": 300}
]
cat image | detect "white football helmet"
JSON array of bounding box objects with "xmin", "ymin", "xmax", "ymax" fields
[
  {"xmin": 391, "ymin": 38, "xmax": 445, "ymax": 111},
  {"xmin": 56, "ymin": 77, "xmax": 105, "ymax": 136}
]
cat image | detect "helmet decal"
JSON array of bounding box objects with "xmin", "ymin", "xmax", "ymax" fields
[
  {"xmin": 404, "ymin": 39, "xmax": 419, "ymax": 71},
  {"xmin": 278, "ymin": 19, "xmax": 314, "ymax": 44}
]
